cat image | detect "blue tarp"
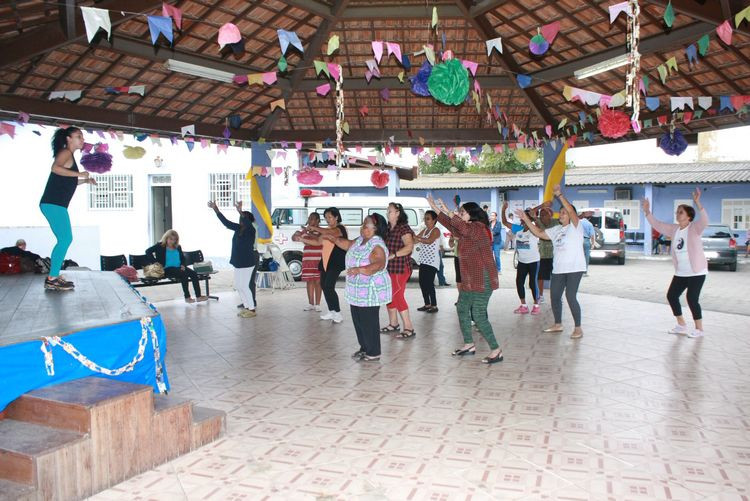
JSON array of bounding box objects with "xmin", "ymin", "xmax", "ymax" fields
[{"xmin": 0, "ymin": 315, "xmax": 170, "ymax": 412}]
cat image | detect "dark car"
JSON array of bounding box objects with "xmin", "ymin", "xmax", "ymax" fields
[{"xmin": 701, "ymin": 224, "xmax": 738, "ymax": 271}]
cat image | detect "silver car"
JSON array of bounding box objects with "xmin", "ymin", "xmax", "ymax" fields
[{"xmin": 701, "ymin": 224, "xmax": 739, "ymax": 272}]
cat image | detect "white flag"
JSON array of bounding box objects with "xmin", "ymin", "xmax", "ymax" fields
[{"xmin": 80, "ymin": 7, "xmax": 111, "ymax": 43}]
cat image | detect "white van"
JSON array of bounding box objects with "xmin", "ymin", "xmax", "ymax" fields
[
  {"xmin": 582, "ymin": 207, "xmax": 626, "ymax": 264},
  {"xmin": 270, "ymin": 196, "xmax": 442, "ymax": 279}
]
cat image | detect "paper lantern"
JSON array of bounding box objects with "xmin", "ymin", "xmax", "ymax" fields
[
  {"xmin": 123, "ymin": 146, "xmax": 146, "ymax": 159},
  {"xmin": 514, "ymin": 148, "xmax": 539, "ymax": 165},
  {"xmin": 296, "ymin": 168, "xmax": 323, "ymax": 185},
  {"xmin": 427, "ymin": 58, "xmax": 470, "ymax": 106},
  {"xmin": 370, "ymin": 170, "xmax": 390, "ymax": 189},
  {"xmin": 80, "ymin": 146, "xmax": 113, "ymax": 173},
  {"xmin": 597, "ymin": 108, "xmax": 631, "ymax": 139},
  {"xmin": 659, "ymin": 130, "xmax": 688, "ymax": 156},
  {"xmin": 529, "ymin": 33, "xmax": 549, "ymax": 55}
]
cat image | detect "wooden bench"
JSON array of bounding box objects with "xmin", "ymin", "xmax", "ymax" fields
[{"xmin": 99, "ymin": 251, "xmax": 218, "ymax": 300}]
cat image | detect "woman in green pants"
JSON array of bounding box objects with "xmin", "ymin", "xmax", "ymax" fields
[
  {"xmin": 428, "ymin": 195, "xmax": 503, "ymax": 364},
  {"xmin": 39, "ymin": 127, "xmax": 96, "ymax": 291}
]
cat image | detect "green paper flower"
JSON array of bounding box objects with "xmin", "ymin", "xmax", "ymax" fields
[
  {"xmin": 427, "ymin": 59, "xmax": 469, "ymax": 106},
  {"xmin": 278, "ymin": 55, "xmax": 287, "ymax": 72}
]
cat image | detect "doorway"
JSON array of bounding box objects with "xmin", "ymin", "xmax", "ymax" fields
[{"xmin": 151, "ymin": 181, "xmax": 172, "ymax": 245}]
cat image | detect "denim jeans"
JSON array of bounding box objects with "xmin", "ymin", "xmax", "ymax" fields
[{"xmin": 492, "ymin": 245, "xmax": 503, "ymax": 272}]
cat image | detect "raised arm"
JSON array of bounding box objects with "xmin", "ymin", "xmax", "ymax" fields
[
  {"xmin": 641, "ymin": 197, "xmax": 677, "ymax": 236},
  {"xmin": 500, "ymin": 201, "xmax": 513, "ymax": 230},
  {"xmin": 691, "ymin": 187, "xmax": 709, "ymax": 233},
  {"xmin": 516, "ymin": 209, "xmax": 550, "ymax": 240},
  {"xmin": 553, "ymin": 184, "xmax": 579, "ymax": 227},
  {"xmin": 207, "ymin": 201, "xmax": 240, "ymax": 231}
]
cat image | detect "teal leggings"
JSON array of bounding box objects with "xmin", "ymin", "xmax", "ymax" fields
[
  {"xmin": 456, "ymin": 273, "xmax": 499, "ymax": 350},
  {"xmin": 40, "ymin": 203, "xmax": 72, "ymax": 277}
]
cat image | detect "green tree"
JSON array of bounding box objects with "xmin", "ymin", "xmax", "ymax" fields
[
  {"xmin": 418, "ymin": 152, "xmax": 470, "ymax": 174},
  {"xmin": 468, "ymin": 148, "xmax": 542, "ymax": 173}
]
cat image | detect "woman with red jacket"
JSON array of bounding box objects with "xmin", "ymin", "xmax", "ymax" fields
[
  {"xmin": 428, "ymin": 195, "xmax": 503, "ymax": 364},
  {"xmin": 642, "ymin": 188, "xmax": 708, "ymax": 338}
]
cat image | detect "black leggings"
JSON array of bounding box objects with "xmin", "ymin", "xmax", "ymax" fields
[
  {"xmin": 454, "ymin": 256, "xmax": 462, "ymax": 283},
  {"xmin": 320, "ymin": 265, "xmax": 344, "ymax": 312},
  {"xmin": 419, "ymin": 264, "xmax": 438, "ymax": 306},
  {"xmin": 516, "ymin": 261, "xmax": 539, "ymax": 301},
  {"xmin": 667, "ymin": 275, "xmax": 706, "ymax": 320},
  {"xmin": 164, "ymin": 266, "xmax": 201, "ymax": 298},
  {"xmin": 351, "ymin": 305, "xmax": 381, "ymax": 357}
]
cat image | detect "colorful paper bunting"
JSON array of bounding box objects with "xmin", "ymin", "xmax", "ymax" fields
[
  {"xmin": 697, "ymin": 34, "xmax": 710, "ymax": 56},
  {"xmin": 423, "ymin": 45, "xmax": 436, "ymax": 65},
  {"xmin": 485, "ymin": 37, "xmax": 503, "ymax": 56},
  {"xmin": 327, "ymin": 34, "xmax": 339, "ymax": 55},
  {"xmin": 670, "ymin": 97, "xmax": 694, "ymax": 111},
  {"xmin": 541, "ymin": 21, "xmax": 560, "ymax": 43},
  {"xmin": 262, "ymin": 72, "xmax": 277, "ymax": 85},
  {"xmin": 516, "ymin": 74, "xmax": 532, "ymax": 88},
  {"xmin": 608, "ymin": 2, "xmax": 632, "ymax": 24},
  {"xmin": 49, "ymin": 90, "xmax": 82, "ymax": 101},
  {"xmin": 397, "ymin": 71, "xmax": 405, "ymax": 83},
  {"xmin": 665, "ymin": 56, "xmax": 678, "ymax": 73},
  {"xmin": 327, "ymin": 63, "xmax": 340, "ymax": 81},
  {"xmin": 736, "ymin": 5, "xmax": 750, "ymax": 27},
  {"xmin": 380, "ymin": 88, "xmax": 390, "ymax": 101},
  {"xmin": 359, "ymin": 106, "xmax": 368, "ymax": 117},
  {"xmin": 316, "ymin": 83, "xmax": 331, "ymax": 96},
  {"xmin": 372, "ymin": 41, "xmax": 384, "ymax": 63},
  {"xmin": 180, "ymin": 124, "xmax": 195, "ymax": 137},
  {"xmin": 278, "ymin": 29, "xmax": 303, "ymax": 54},
  {"xmin": 278, "ymin": 55, "xmax": 287, "ymax": 72},
  {"xmin": 270, "ymin": 99, "xmax": 286, "ymax": 111},
  {"xmin": 80, "ymin": 7, "xmax": 111, "ymax": 43},
  {"xmin": 697, "ymin": 96, "xmax": 712, "ymax": 109},
  {"xmin": 432, "ymin": 7, "xmax": 438, "ymax": 28},
  {"xmin": 685, "ymin": 44, "xmax": 698, "ymax": 66},
  {"xmin": 162, "ymin": 2, "xmax": 182, "ymax": 29},
  {"xmin": 717, "ymin": 20, "xmax": 733, "ymax": 45},
  {"xmin": 0, "ymin": 123, "xmax": 16, "ymax": 138},
  {"xmin": 386, "ymin": 42, "xmax": 402, "ymax": 63},
  {"xmin": 402, "ymin": 54, "xmax": 411, "ymax": 70},
  {"xmin": 314, "ymin": 60, "xmax": 329, "ymax": 78},
  {"xmin": 663, "ymin": 1, "xmax": 675, "ymax": 28},
  {"xmin": 147, "ymin": 16, "xmax": 172, "ymax": 44},
  {"xmin": 645, "ymin": 96, "xmax": 660, "ymax": 111}
]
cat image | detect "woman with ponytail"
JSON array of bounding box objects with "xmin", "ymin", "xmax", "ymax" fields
[{"xmin": 39, "ymin": 127, "xmax": 96, "ymax": 291}]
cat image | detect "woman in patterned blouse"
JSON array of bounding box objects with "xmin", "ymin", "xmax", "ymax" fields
[
  {"xmin": 381, "ymin": 202, "xmax": 416, "ymax": 339},
  {"xmin": 428, "ymin": 195, "xmax": 503, "ymax": 364},
  {"xmin": 324, "ymin": 213, "xmax": 392, "ymax": 361}
]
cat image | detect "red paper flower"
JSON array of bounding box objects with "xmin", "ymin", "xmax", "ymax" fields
[
  {"xmin": 597, "ymin": 108, "xmax": 631, "ymax": 139},
  {"xmin": 296, "ymin": 168, "xmax": 323, "ymax": 185},
  {"xmin": 370, "ymin": 170, "xmax": 390, "ymax": 189}
]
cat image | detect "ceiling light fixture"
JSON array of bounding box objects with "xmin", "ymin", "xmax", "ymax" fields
[
  {"xmin": 164, "ymin": 59, "xmax": 235, "ymax": 83},
  {"xmin": 573, "ymin": 54, "xmax": 629, "ymax": 80}
]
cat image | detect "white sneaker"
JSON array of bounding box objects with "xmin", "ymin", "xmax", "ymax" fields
[
  {"xmin": 320, "ymin": 311, "xmax": 334, "ymax": 320},
  {"xmin": 315, "ymin": 305, "xmax": 322, "ymax": 312},
  {"xmin": 687, "ymin": 329, "xmax": 705, "ymax": 338},
  {"xmin": 538, "ymin": 295, "xmax": 545, "ymax": 304},
  {"xmin": 667, "ymin": 324, "xmax": 688, "ymax": 335},
  {"xmin": 332, "ymin": 311, "xmax": 343, "ymax": 324},
  {"xmin": 303, "ymin": 304, "xmax": 315, "ymax": 311}
]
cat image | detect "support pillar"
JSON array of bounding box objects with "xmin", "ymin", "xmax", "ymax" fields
[
  {"xmin": 490, "ymin": 189, "xmax": 499, "ymax": 215},
  {"xmin": 250, "ymin": 142, "xmax": 274, "ymax": 246},
  {"xmin": 387, "ymin": 170, "xmax": 399, "ymax": 198},
  {"xmin": 643, "ymin": 183, "xmax": 653, "ymax": 256}
]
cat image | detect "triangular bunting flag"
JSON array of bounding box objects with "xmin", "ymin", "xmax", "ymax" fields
[
  {"xmin": 80, "ymin": 7, "xmax": 111, "ymax": 43},
  {"xmin": 147, "ymin": 16, "xmax": 173, "ymax": 45}
]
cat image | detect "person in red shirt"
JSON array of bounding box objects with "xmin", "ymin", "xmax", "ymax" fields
[
  {"xmin": 428, "ymin": 195, "xmax": 503, "ymax": 364},
  {"xmin": 380, "ymin": 202, "xmax": 416, "ymax": 338}
]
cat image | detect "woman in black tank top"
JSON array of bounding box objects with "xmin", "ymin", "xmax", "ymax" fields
[{"xmin": 39, "ymin": 127, "xmax": 96, "ymax": 291}]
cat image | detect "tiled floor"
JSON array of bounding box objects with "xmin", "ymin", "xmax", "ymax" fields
[{"xmin": 91, "ymin": 285, "xmax": 750, "ymax": 500}]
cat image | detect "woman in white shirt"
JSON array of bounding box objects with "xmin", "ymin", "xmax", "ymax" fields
[
  {"xmin": 517, "ymin": 185, "xmax": 586, "ymax": 339},
  {"xmin": 414, "ymin": 210, "xmax": 442, "ymax": 313},
  {"xmin": 501, "ymin": 202, "xmax": 540, "ymax": 315}
]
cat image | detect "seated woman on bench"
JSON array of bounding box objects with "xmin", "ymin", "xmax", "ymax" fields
[{"xmin": 145, "ymin": 230, "xmax": 207, "ymax": 303}]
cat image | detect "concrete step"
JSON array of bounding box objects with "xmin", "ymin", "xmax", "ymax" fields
[
  {"xmin": 191, "ymin": 406, "xmax": 226, "ymax": 449},
  {"xmin": 0, "ymin": 419, "xmax": 90, "ymax": 500}
]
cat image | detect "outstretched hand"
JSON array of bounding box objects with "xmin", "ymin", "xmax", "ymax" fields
[
  {"xmin": 514, "ymin": 208, "xmax": 528, "ymax": 221},
  {"xmin": 502, "ymin": 200, "xmax": 508, "ymax": 211},
  {"xmin": 692, "ymin": 187, "xmax": 702, "ymax": 205},
  {"xmin": 552, "ymin": 184, "xmax": 562, "ymax": 197},
  {"xmin": 234, "ymin": 201, "xmax": 243, "ymax": 211},
  {"xmin": 640, "ymin": 197, "xmax": 650, "ymax": 214},
  {"xmin": 207, "ymin": 201, "xmax": 217, "ymax": 210}
]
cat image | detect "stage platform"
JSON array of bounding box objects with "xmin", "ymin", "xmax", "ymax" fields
[{"xmin": 0, "ymin": 270, "xmax": 169, "ymax": 412}]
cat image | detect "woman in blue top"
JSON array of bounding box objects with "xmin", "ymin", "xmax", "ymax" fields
[
  {"xmin": 39, "ymin": 127, "xmax": 97, "ymax": 291},
  {"xmin": 145, "ymin": 230, "xmax": 206, "ymax": 303},
  {"xmin": 208, "ymin": 200, "xmax": 257, "ymax": 318}
]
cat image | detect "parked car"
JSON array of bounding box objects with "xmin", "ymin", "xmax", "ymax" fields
[
  {"xmin": 583, "ymin": 207, "xmax": 626, "ymax": 265},
  {"xmin": 701, "ymin": 224, "xmax": 738, "ymax": 271}
]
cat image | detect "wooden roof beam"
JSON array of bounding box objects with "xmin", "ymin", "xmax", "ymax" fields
[
  {"xmin": 642, "ymin": 0, "xmax": 750, "ymax": 36},
  {"xmin": 281, "ymin": 0, "xmax": 335, "ymax": 20},
  {"xmin": 0, "ymin": 0, "xmax": 163, "ymax": 69},
  {"xmin": 257, "ymin": 0, "xmax": 351, "ymax": 138},
  {"xmin": 340, "ymin": 4, "xmax": 464, "ymax": 19},
  {"xmin": 528, "ymin": 21, "xmax": 716, "ymax": 87},
  {"xmin": 454, "ymin": 0, "xmax": 557, "ymax": 126},
  {"xmin": 267, "ymin": 128, "xmax": 504, "ymax": 144}
]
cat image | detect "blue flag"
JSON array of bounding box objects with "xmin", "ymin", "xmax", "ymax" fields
[{"xmin": 147, "ymin": 15, "xmax": 173, "ymax": 45}]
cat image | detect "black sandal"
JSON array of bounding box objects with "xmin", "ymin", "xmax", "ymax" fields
[
  {"xmin": 380, "ymin": 324, "xmax": 400, "ymax": 334},
  {"xmin": 417, "ymin": 305, "xmax": 431, "ymax": 312},
  {"xmin": 396, "ymin": 329, "xmax": 416, "ymax": 339},
  {"xmin": 427, "ymin": 306, "xmax": 439, "ymax": 313},
  {"xmin": 451, "ymin": 345, "xmax": 475, "ymax": 356}
]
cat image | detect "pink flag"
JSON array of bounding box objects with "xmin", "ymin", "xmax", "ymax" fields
[
  {"xmin": 200, "ymin": 138, "xmax": 210, "ymax": 148},
  {"xmin": 359, "ymin": 105, "xmax": 368, "ymax": 116},
  {"xmin": 545, "ymin": 125, "xmax": 552, "ymax": 137},
  {"xmin": 380, "ymin": 88, "xmax": 390, "ymax": 101},
  {"xmin": 295, "ymin": 141, "xmax": 302, "ymax": 150},
  {"xmin": 386, "ymin": 42, "xmax": 402, "ymax": 63},
  {"xmin": 372, "ymin": 41, "xmax": 383, "ymax": 63},
  {"xmin": 462, "ymin": 60, "xmax": 478, "ymax": 76},
  {"xmin": 0, "ymin": 123, "xmax": 16, "ymax": 138},
  {"xmin": 541, "ymin": 21, "xmax": 560, "ymax": 43},
  {"xmin": 717, "ymin": 20, "xmax": 733, "ymax": 45},
  {"xmin": 162, "ymin": 2, "xmax": 182, "ymax": 29},
  {"xmin": 473, "ymin": 79, "xmax": 481, "ymax": 94},
  {"xmin": 316, "ymin": 83, "xmax": 331, "ymax": 96},
  {"xmin": 367, "ymin": 156, "xmax": 377, "ymax": 165},
  {"xmin": 233, "ymin": 75, "xmax": 248, "ymax": 85},
  {"xmin": 442, "ymin": 50, "xmax": 453, "ymax": 61},
  {"xmin": 262, "ymin": 72, "xmax": 277, "ymax": 85},
  {"xmin": 365, "ymin": 70, "xmax": 373, "ymax": 83},
  {"xmin": 327, "ymin": 63, "xmax": 340, "ymax": 81},
  {"xmin": 17, "ymin": 111, "xmax": 29, "ymax": 124}
]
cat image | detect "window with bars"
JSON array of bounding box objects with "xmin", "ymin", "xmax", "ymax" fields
[
  {"xmin": 209, "ymin": 173, "xmax": 251, "ymax": 208},
  {"xmin": 722, "ymin": 199, "xmax": 750, "ymax": 231},
  {"xmin": 88, "ymin": 174, "xmax": 134, "ymax": 210}
]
